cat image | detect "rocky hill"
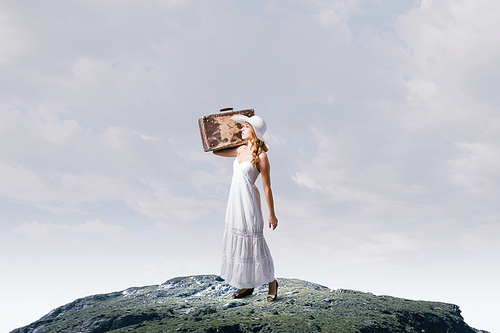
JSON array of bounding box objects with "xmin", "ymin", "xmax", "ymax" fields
[{"xmin": 11, "ymin": 275, "xmax": 488, "ymax": 333}]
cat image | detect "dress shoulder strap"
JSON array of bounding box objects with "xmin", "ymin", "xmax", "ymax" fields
[
  {"xmin": 237, "ymin": 145, "xmax": 247, "ymax": 157},
  {"xmin": 236, "ymin": 145, "xmax": 244, "ymax": 163}
]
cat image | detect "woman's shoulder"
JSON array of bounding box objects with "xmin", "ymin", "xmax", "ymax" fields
[{"xmin": 258, "ymin": 151, "xmax": 269, "ymax": 163}]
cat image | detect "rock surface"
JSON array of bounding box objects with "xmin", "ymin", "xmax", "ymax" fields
[{"xmin": 11, "ymin": 275, "xmax": 489, "ymax": 333}]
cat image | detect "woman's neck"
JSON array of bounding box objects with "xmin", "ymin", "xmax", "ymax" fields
[{"xmin": 246, "ymin": 141, "xmax": 256, "ymax": 151}]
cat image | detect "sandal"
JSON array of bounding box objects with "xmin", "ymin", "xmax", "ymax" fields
[
  {"xmin": 267, "ymin": 280, "xmax": 278, "ymax": 302},
  {"xmin": 232, "ymin": 288, "xmax": 254, "ymax": 299}
]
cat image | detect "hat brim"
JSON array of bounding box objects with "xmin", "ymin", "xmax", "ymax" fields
[
  {"xmin": 231, "ymin": 114, "xmax": 250, "ymax": 125},
  {"xmin": 231, "ymin": 115, "xmax": 269, "ymax": 149}
]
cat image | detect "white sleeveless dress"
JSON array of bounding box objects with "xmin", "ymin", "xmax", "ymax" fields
[{"xmin": 220, "ymin": 157, "xmax": 275, "ymax": 289}]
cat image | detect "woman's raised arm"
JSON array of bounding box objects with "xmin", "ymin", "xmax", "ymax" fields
[{"xmin": 213, "ymin": 146, "xmax": 239, "ymax": 157}]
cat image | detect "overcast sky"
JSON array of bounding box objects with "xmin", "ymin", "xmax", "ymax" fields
[{"xmin": 1, "ymin": 0, "xmax": 499, "ymax": 332}]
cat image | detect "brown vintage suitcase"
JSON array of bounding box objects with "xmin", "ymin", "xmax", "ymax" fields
[{"xmin": 198, "ymin": 107, "xmax": 255, "ymax": 152}]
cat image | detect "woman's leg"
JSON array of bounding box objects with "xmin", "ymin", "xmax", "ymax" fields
[
  {"xmin": 232, "ymin": 288, "xmax": 254, "ymax": 298},
  {"xmin": 267, "ymin": 280, "xmax": 278, "ymax": 301}
]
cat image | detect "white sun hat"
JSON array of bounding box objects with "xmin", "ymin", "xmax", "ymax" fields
[{"xmin": 231, "ymin": 114, "xmax": 269, "ymax": 149}]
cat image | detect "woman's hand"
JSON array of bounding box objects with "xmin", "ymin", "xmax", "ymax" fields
[{"xmin": 269, "ymin": 215, "xmax": 278, "ymax": 230}]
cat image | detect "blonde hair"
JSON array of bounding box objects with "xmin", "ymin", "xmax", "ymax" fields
[{"xmin": 247, "ymin": 125, "xmax": 268, "ymax": 171}]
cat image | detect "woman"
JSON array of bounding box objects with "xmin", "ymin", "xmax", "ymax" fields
[{"xmin": 213, "ymin": 115, "xmax": 278, "ymax": 301}]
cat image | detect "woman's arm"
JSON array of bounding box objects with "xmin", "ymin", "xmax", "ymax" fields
[
  {"xmin": 212, "ymin": 146, "xmax": 240, "ymax": 157},
  {"xmin": 259, "ymin": 152, "xmax": 278, "ymax": 230}
]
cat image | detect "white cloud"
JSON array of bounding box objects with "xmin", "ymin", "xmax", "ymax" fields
[
  {"xmin": 0, "ymin": 109, "xmax": 220, "ymax": 220},
  {"xmin": 0, "ymin": 7, "xmax": 27, "ymax": 62},
  {"xmin": 56, "ymin": 219, "xmax": 131, "ymax": 244},
  {"xmin": 396, "ymin": 0, "xmax": 500, "ymax": 96},
  {"xmin": 12, "ymin": 221, "xmax": 57, "ymax": 244},
  {"xmin": 135, "ymin": 188, "xmax": 217, "ymax": 224},
  {"xmin": 36, "ymin": 114, "xmax": 81, "ymax": 146},
  {"xmin": 311, "ymin": 0, "xmax": 360, "ymax": 34},
  {"xmin": 291, "ymin": 171, "xmax": 323, "ymax": 191},
  {"xmin": 315, "ymin": 9, "xmax": 347, "ymax": 29},
  {"xmin": 12, "ymin": 219, "xmax": 131, "ymax": 245},
  {"xmin": 0, "ymin": 163, "xmax": 48, "ymax": 204},
  {"xmin": 448, "ymin": 142, "xmax": 500, "ymax": 197},
  {"xmin": 407, "ymin": 79, "xmax": 439, "ymax": 102},
  {"xmin": 131, "ymin": 131, "xmax": 155, "ymax": 141}
]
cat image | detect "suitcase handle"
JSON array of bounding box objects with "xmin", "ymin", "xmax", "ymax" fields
[{"xmin": 220, "ymin": 107, "xmax": 233, "ymax": 112}]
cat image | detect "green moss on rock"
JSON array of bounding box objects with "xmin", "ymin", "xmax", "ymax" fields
[{"xmin": 11, "ymin": 275, "xmax": 489, "ymax": 333}]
